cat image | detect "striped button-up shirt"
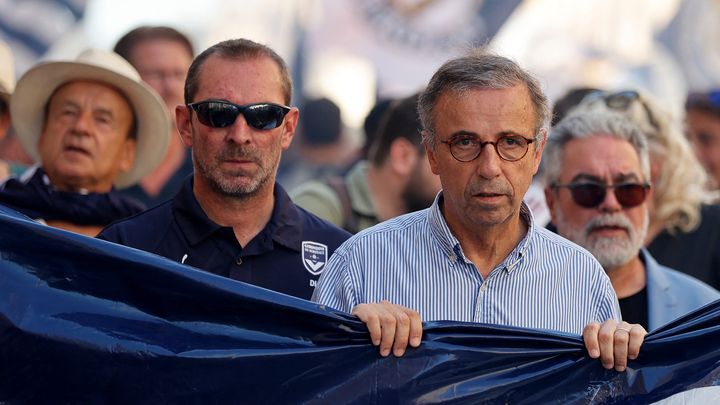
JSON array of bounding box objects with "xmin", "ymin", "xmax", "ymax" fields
[{"xmin": 312, "ymin": 195, "xmax": 621, "ymax": 335}]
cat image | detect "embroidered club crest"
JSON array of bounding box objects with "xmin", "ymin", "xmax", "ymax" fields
[{"xmin": 302, "ymin": 241, "xmax": 328, "ymax": 275}]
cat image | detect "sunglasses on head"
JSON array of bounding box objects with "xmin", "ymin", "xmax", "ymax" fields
[
  {"xmin": 584, "ymin": 90, "xmax": 660, "ymax": 131},
  {"xmin": 187, "ymin": 100, "xmax": 291, "ymax": 130},
  {"xmin": 552, "ymin": 182, "xmax": 651, "ymax": 208}
]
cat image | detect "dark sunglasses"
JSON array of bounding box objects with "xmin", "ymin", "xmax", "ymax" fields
[
  {"xmin": 187, "ymin": 100, "xmax": 291, "ymax": 130},
  {"xmin": 585, "ymin": 90, "xmax": 660, "ymax": 131},
  {"xmin": 552, "ymin": 182, "xmax": 651, "ymax": 208}
]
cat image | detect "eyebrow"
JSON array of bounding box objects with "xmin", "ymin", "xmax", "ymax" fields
[
  {"xmin": 570, "ymin": 173, "xmax": 643, "ymax": 183},
  {"xmin": 448, "ymin": 130, "xmax": 532, "ymax": 139}
]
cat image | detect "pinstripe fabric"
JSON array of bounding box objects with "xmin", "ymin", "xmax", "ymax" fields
[{"xmin": 312, "ymin": 194, "xmax": 621, "ymax": 335}]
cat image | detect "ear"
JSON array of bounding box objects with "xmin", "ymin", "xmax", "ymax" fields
[
  {"xmin": 119, "ymin": 137, "xmax": 137, "ymax": 173},
  {"xmin": 423, "ymin": 132, "xmax": 440, "ymax": 175},
  {"xmin": 388, "ymin": 138, "xmax": 418, "ymax": 176},
  {"xmin": 531, "ymin": 128, "xmax": 547, "ymax": 175},
  {"xmin": 0, "ymin": 111, "xmax": 10, "ymax": 141},
  {"xmin": 176, "ymin": 105, "xmax": 194, "ymax": 147},
  {"xmin": 280, "ymin": 107, "xmax": 299, "ymax": 150},
  {"xmin": 544, "ymin": 185, "xmax": 558, "ymax": 224}
]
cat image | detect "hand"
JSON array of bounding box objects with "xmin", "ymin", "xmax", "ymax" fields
[
  {"xmin": 352, "ymin": 300, "xmax": 423, "ymax": 357},
  {"xmin": 583, "ymin": 320, "xmax": 646, "ymax": 372}
]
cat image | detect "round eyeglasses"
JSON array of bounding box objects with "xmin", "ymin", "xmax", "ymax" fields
[{"xmin": 439, "ymin": 134, "xmax": 536, "ymax": 162}]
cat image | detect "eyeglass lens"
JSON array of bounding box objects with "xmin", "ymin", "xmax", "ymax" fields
[
  {"xmin": 190, "ymin": 101, "xmax": 289, "ymax": 130},
  {"xmin": 448, "ymin": 135, "xmax": 533, "ymax": 162},
  {"xmin": 566, "ymin": 183, "xmax": 648, "ymax": 208}
]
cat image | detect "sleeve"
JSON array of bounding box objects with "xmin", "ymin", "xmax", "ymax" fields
[
  {"xmin": 96, "ymin": 224, "xmax": 123, "ymax": 244},
  {"xmin": 290, "ymin": 181, "xmax": 344, "ymax": 228},
  {"xmin": 595, "ymin": 266, "xmax": 622, "ymax": 323},
  {"xmin": 311, "ymin": 248, "xmax": 358, "ymax": 313}
]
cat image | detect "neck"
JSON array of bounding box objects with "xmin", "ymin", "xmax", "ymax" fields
[
  {"xmin": 605, "ymin": 255, "xmax": 646, "ymax": 299},
  {"xmin": 366, "ymin": 162, "xmax": 407, "ymax": 221},
  {"xmin": 45, "ymin": 171, "xmax": 112, "ymax": 194},
  {"xmin": 442, "ymin": 201, "xmax": 527, "ymax": 278},
  {"xmin": 193, "ymin": 176, "xmax": 275, "ymax": 247}
]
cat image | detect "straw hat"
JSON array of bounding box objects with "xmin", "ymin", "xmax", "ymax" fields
[
  {"xmin": 0, "ymin": 40, "xmax": 14, "ymax": 104},
  {"xmin": 10, "ymin": 48, "xmax": 170, "ymax": 189}
]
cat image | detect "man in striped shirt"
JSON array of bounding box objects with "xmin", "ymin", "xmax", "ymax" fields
[{"xmin": 313, "ymin": 50, "xmax": 646, "ymax": 372}]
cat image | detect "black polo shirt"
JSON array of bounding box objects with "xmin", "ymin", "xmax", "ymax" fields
[{"xmin": 98, "ymin": 176, "xmax": 351, "ymax": 300}]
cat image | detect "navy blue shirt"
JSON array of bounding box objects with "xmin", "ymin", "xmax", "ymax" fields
[{"xmin": 98, "ymin": 176, "xmax": 351, "ymax": 300}]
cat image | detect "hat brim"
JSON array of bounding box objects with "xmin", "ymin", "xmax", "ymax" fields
[{"xmin": 10, "ymin": 61, "xmax": 169, "ymax": 189}]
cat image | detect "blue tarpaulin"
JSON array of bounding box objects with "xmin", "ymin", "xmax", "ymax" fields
[{"xmin": 1, "ymin": 206, "xmax": 719, "ymax": 404}]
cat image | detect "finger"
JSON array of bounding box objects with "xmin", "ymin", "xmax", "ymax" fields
[
  {"xmin": 352, "ymin": 304, "xmax": 382, "ymax": 347},
  {"xmin": 391, "ymin": 308, "xmax": 411, "ymax": 357},
  {"xmin": 613, "ymin": 322, "xmax": 631, "ymax": 372},
  {"xmin": 407, "ymin": 308, "xmax": 423, "ymax": 348},
  {"xmin": 378, "ymin": 309, "xmax": 397, "ymax": 358},
  {"xmin": 627, "ymin": 324, "xmax": 647, "ymax": 360},
  {"xmin": 582, "ymin": 322, "xmax": 601, "ymax": 358},
  {"xmin": 597, "ymin": 320, "xmax": 617, "ymax": 369}
]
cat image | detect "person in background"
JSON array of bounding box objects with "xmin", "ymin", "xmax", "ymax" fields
[
  {"xmin": 276, "ymin": 97, "xmax": 358, "ymax": 190},
  {"xmin": 685, "ymin": 90, "xmax": 720, "ymax": 191},
  {"xmin": 291, "ymin": 93, "xmax": 441, "ymax": 233},
  {"xmin": 0, "ymin": 49, "xmax": 169, "ymax": 236},
  {"xmin": 578, "ymin": 90, "xmax": 720, "ymax": 290},
  {"xmin": 113, "ymin": 26, "xmax": 195, "ymax": 207},
  {"xmin": 544, "ymin": 110, "xmax": 719, "ymax": 331},
  {"xmin": 0, "ymin": 39, "xmax": 29, "ymax": 180},
  {"xmin": 99, "ymin": 39, "xmax": 350, "ymax": 300},
  {"xmin": 313, "ymin": 50, "xmax": 645, "ymax": 372}
]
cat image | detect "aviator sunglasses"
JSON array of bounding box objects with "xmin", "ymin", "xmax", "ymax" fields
[
  {"xmin": 552, "ymin": 182, "xmax": 651, "ymax": 208},
  {"xmin": 187, "ymin": 100, "xmax": 291, "ymax": 130}
]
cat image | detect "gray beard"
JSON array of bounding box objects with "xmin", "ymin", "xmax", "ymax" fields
[{"xmin": 554, "ymin": 209, "xmax": 648, "ymax": 270}]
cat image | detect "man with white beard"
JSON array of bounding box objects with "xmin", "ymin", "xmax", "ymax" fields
[{"xmin": 544, "ymin": 110, "xmax": 719, "ymax": 331}]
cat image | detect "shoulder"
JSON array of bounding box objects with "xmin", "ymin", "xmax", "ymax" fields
[
  {"xmin": 290, "ymin": 180, "xmax": 344, "ymax": 226},
  {"xmin": 294, "ymin": 204, "xmax": 351, "ymax": 249},
  {"xmin": 532, "ymin": 226, "xmax": 602, "ymax": 266},
  {"xmin": 333, "ymin": 210, "xmax": 430, "ymax": 256},
  {"xmin": 98, "ymin": 200, "xmax": 174, "ymax": 246},
  {"xmin": 655, "ymin": 262, "xmax": 720, "ymax": 299}
]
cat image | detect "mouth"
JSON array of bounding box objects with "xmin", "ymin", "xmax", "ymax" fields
[
  {"xmin": 63, "ymin": 145, "xmax": 91, "ymax": 157},
  {"xmin": 589, "ymin": 225, "xmax": 628, "ymax": 236},
  {"xmin": 473, "ymin": 192, "xmax": 505, "ymax": 199}
]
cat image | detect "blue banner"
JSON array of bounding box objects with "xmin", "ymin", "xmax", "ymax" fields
[{"xmin": 1, "ymin": 206, "xmax": 719, "ymax": 404}]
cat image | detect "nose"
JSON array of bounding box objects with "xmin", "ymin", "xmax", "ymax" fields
[
  {"xmin": 224, "ymin": 113, "xmax": 253, "ymax": 145},
  {"xmin": 474, "ymin": 143, "xmax": 502, "ymax": 179},
  {"xmin": 597, "ymin": 186, "xmax": 622, "ymax": 213},
  {"xmin": 71, "ymin": 109, "xmax": 93, "ymax": 136}
]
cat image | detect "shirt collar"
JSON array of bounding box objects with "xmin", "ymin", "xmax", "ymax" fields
[
  {"xmin": 427, "ymin": 191, "xmax": 536, "ymax": 271},
  {"xmin": 174, "ymin": 177, "xmax": 303, "ymax": 251}
]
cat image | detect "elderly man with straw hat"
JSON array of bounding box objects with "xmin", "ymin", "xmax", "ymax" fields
[{"xmin": 0, "ymin": 48, "xmax": 169, "ymax": 236}]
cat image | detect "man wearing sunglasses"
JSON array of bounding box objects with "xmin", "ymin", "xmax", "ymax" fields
[
  {"xmin": 314, "ymin": 51, "xmax": 645, "ymax": 372},
  {"xmin": 99, "ymin": 39, "xmax": 350, "ymax": 300},
  {"xmin": 544, "ymin": 110, "xmax": 719, "ymax": 332}
]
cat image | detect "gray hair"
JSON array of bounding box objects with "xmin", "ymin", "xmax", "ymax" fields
[
  {"xmin": 543, "ymin": 109, "xmax": 651, "ymax": 186},
  {"xmin": 417, "ymin": 49, "xmax": 549, "ymax": 148},
  {"xmin": 580, "ymin": 92, "xmax": 709, "ymax": 233}
]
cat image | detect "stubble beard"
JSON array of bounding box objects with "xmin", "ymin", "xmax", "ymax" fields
[{"xmin": 195, "ymin": 138, "xmax": 280, "ymax": 198}]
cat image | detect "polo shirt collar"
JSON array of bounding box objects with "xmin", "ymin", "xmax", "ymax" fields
[{"xmin": 174, "ymin": 177, "xmax": 303, "ymax": 251}]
